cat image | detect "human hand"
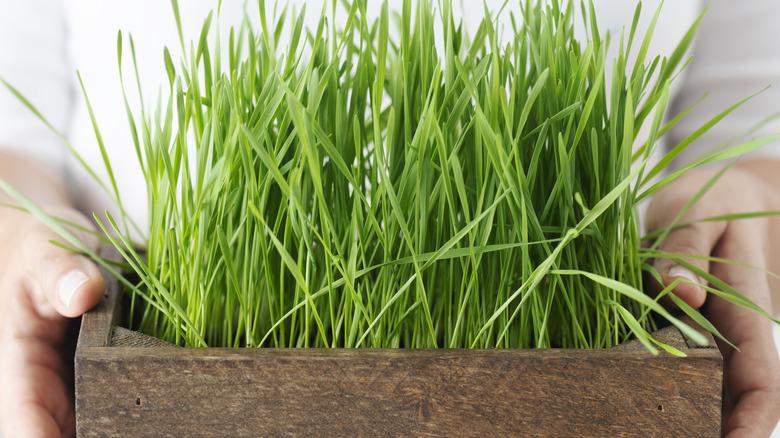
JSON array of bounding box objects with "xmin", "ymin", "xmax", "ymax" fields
[
  {"xmin": 0, "ymin": 204, "xmax": 104, "ymax": 437},
  {"xmin": 646, "ymin": 160, "xmax": 780, "ymax": 437}
]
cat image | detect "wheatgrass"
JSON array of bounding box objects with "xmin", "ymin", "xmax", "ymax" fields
[{"xmin": 2, "ymin": 0, "xmax": 778, "ymax": 351}]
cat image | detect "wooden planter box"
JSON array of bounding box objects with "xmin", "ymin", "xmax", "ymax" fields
[{"xmin": 75, "ymin": 257, "xmax": 723, "ymax": 437}]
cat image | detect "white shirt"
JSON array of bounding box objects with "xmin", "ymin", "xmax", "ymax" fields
[{"xmin": 3, "ymin": 0, "xmax": 780, "ymax": 230}]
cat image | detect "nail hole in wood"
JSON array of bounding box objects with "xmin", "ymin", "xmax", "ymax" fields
[
  {"xmin": 657, "ymin": 404, "xmax": 663, "ymax": 411},
  {"xmin": 136, "ymin": 397, "xmax": 142, "ymax": 406}
]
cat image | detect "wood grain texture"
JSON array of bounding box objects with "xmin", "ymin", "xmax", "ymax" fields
[
  {"xmin": 75, "ymin": 347, "xmax": 721, "ymax": 437},
  {"xmin": 76, "ymin": 246, "xmax": 122, "ymax": 348},
  {"xmin": 75, "ymin": 248, "xmax": 723, "ymax": 437}
]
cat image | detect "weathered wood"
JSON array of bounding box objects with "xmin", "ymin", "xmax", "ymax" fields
[
  {"xmin": 75, "ymin": 248, "xmax": 723, "ymax": 437},
  {"xmin": 76, "ymin": 346, "xmax": 721, "ymax": 437},
  {"xmin": 76, "ymin": 246, "xmax": 122, "ymax": 348}
]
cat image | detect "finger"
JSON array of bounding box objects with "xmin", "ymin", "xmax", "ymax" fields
[
  {"xmin": 653, "ymin": 220, "xmax": 726, "ymax": 309},
  {"xmin": 38, "ymin": 249, "xmax": 105, "ymax": 318},
  {"xmin": 706, "ymin": 222, "xmax": 780, "ymax": 437},
  {"xmin": 20, "ymin": 211, "xmax": 105, "ymax": 319},
  {"xmin": 5, "ymin": 404, "xmax": 63, "ymax": 438},
  {"xmin": 0, "ymin": 338, "xmax": 76, "ymax": 438},
  {"xmin": 1, "ymin": 380, "xmax": 75, "ymax": 438},
  {"xmin": 719, "ymin": 339, "xmax": 780, "ymax": 438}
]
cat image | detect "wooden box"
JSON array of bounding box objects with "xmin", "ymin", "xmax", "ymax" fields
[{"xmin": 75, "ymin": 262, "xmax": 723, "ymax": 437}]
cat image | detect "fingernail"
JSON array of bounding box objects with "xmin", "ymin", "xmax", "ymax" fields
[
  {"xmin": 58, "ymin": 270, "xmax": 89, "ymax": 308},
  {"xmin": 668, "ymin": 266, "xmax": 702, "ymax": 288}
]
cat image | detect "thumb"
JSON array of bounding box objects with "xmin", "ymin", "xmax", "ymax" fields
[
  {"xmin": 652, "ymin": 221, "xmax": 726, "ymax": 309},
  {"xmin": 25, "ymin": 215, "xmax": 105, "ymax": 319},
  {"xmin": 44, "ymin": 254, "xmax": 105, "ymax": 318}
]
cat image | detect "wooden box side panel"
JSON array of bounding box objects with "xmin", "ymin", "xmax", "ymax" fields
[{"xmin": 76, "ymin": 348, "xmax": 721, "ymax": 437}]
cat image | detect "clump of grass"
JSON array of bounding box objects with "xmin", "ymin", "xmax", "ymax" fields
[{"xmin": 3, "ymin": 0, "xmax": 777, "ymax": 350}]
